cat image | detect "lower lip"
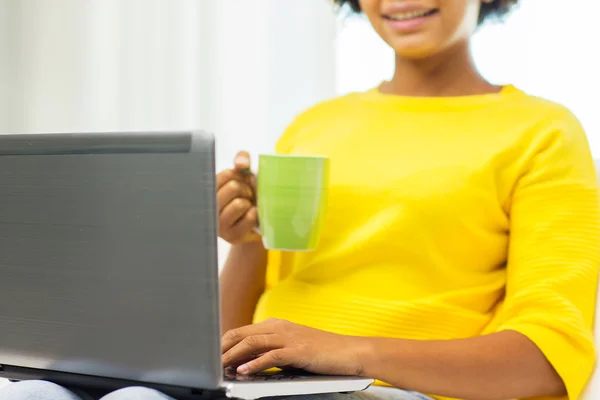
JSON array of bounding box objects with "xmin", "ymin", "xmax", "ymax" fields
[{"xmin": 384, "ymin": 12, "xmax": 437, "ymax": 33}]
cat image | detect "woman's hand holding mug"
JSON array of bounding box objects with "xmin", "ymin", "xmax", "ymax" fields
[{"xmin": 216, "ymin": 151, "xmax": 261, "ymax": 245}]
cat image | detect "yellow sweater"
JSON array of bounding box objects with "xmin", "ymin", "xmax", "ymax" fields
[{"xmin": 253, "ymin": 85, "xmax": 600, "ymax": 400}]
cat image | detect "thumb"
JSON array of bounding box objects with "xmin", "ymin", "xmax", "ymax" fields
[{"xmin": 234, "ymin": 151, "xmax": 251, "ymax": 172}]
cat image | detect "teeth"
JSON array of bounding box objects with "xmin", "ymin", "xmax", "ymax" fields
[{"xmin": 388, "ymin": 10, "xmax": 431, "ymax": 21}]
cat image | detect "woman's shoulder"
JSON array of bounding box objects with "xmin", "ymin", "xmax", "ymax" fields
[
  {"xmin": 483, "ymin": 86, "xmax": 589, "ymax": 154},
  {"xmin": 509, "ymin": 87, "xmax": 582, "ymax": 128}
]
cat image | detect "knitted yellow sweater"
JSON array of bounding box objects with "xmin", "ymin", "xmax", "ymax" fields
[{"xmin": 254, "ymin": 86, "xmax": 600, "ymax": 400}]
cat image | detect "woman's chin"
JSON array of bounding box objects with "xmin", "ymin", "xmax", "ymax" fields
[{"xmin": 391, "ymin": 43, "xmax": 440, "ymax": 60}]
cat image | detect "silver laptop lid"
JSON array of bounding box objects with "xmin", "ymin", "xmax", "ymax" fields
[{"xmin": 0, "ymin": 131, "xmax": 222, "ymax": 390}]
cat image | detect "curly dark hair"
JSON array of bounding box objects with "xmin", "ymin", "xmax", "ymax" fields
[{"xmin": 333, "ymin": 0, "xmax": 519, "ymax": 25}]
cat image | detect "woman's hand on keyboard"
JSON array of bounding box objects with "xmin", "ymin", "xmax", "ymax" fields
[{"xmin": 221, "ymin": 318, "xmax": 369, "ymax": 377}]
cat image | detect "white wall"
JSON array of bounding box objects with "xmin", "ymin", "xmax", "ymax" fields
[
  {"xmin": 210, "ymin": 0, "xmax": 336, "ymax": 171},
  {"xmin": 0, "ymin": 0, "xmax": 336, "ymax": 155},
  {"xmin": 0, "ymin": 0, "xmax": 338, "ymax": 267},
  {"xmin": 209, "ymin": 0, "xmax": 337, "ymax": 262},
  {"xmin": 0, "ymin": 0, "xmax": 207, "ymax": 133}
]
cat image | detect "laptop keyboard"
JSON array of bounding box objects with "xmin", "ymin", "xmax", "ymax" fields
[{"xmin": 223, "ymin": 368, "xmax": 314, "ymax": 382}]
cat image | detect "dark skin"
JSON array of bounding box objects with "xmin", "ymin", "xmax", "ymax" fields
[
  {"xmin": 218, "ymin": 151, "xmax": 266, "ymax": 332},
  {"xmin": 218, "ymin": 1, "xmax": 567, "ymax": 398}
]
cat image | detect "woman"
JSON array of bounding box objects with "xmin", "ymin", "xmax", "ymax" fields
[
  {"xmin": 218, "ymin": 1, "xmax": 599, "ymax": 400},
  {"xmin": 4, "ymin": 0, "xmax": 598, "ymax": 399}
]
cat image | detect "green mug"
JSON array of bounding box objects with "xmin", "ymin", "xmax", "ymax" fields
[{"xmin": 257, "ymin": 154, "xmax": 330, "ymax": 251}]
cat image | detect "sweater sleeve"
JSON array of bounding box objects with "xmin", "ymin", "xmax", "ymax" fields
[{"xmin": 495, "ymin": 112, "xmax": 600, "ymax": 400}]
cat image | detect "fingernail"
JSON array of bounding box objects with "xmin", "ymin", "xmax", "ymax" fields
[
  {"xmin": 235, "ymin": 156, "xmax": 250, "ymax": 166},
  {"xmin": 238, "ymin": 364, "xmax": 249, "ymax": 374}
]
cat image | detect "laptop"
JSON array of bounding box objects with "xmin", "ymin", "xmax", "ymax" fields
[{"xmin": 0, "ymin": 131, "xmax": 374, "ymax": 399}]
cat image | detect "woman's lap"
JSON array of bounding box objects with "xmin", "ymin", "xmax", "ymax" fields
[
  {"xmin": 0, "ymin": 381, "xmax": 88, "ymax": 400},
  {"xmin": 0, "ymin": 380, "xmax": 175, "ymax": 400},
  {"xmin": 0, "ymin": 381, "xmax": 432, "ymax": 400}
]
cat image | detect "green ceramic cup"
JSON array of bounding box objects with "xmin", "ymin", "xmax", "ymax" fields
[{"xmin": 257, "ymin": 154, "xmax": 330, "ymax": 251}]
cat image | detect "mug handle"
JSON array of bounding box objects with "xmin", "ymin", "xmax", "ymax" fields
[{"xmin": 250, "ymin": 171, "xmax": 261, "ymax": 236}]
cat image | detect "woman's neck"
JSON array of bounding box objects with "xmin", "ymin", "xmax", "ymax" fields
[{"xmin": 381, "ymin": 41, "xmax": 499, "ymax": 97}]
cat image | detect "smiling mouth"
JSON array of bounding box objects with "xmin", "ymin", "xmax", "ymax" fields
[{"xmin": 383, "ymin": 9, "xmax": 439, "ymax": 21}]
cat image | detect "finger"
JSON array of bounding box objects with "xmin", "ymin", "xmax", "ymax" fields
[
  {"xmin": 217, "ymin": 180, "xmax": 253, "ymax": 213},
  {"xmin": 220, "ymin": 198, "xmax": 253, "ymax": 229},
  {"xmin": 228, "ymin": 353, "xmax": 270, "ymax": 370},
  {"xmin": 216, "ymin": 169, "xmax": 235, "ymax": 190},
  {"xmin": 222, "ymin": 334, "xmax": 284, "ymax": 368},
  {"xmin": 227, "ymin": 206, "xmax": 258, "ymax": 239},
  {"xmin": 219, "ymin": 210, "xmax": 260, "ymax": 245},
  {"xmin": 224, "ymin": 352, "xmax": 269, "ymax": 373},
  {"xmin": 222, "ymin": 319, "xmax": 281, "ymax": 353},
  {"xmin": 234, "ymin": 151, "xmax": 251, "ymax": 172},
  {"xmin": 237, "ymin": 350, "xmax": 294, "ymax": 375},
  {"xmin": 217, "ymin": 168, "xmax": 249, "ymax": 190},
  {"xmin": 225, "ymin": 356, "xmax": 261, "ymax": 371}
]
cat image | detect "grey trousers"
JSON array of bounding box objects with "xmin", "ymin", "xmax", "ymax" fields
[{"xmin": 0, "ymin": 380, "xmax": 434, "ymax": 400}]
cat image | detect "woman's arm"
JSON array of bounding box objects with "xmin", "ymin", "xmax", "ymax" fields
[
  {"xmin": 221, "ymin": 319, "xmax": 564, "ymax": 400},
  {"xmin": 365, "ymin": 110, "xmax": 597, "ymax": 400},
  {"xmin": 220, "ymin": 242, "xmax": 268, "ymax": 333},
  {"xmin": 361, "ymin": 330, "xmax": 564, "ymax": 400}
]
